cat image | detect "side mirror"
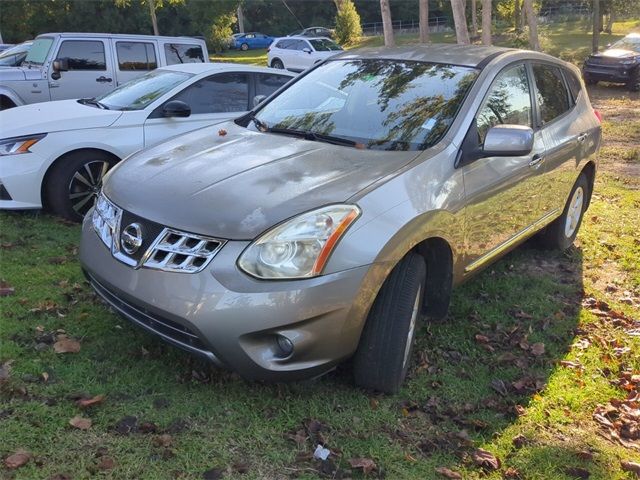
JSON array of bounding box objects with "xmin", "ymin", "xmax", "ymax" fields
[
  {"xmin": 253, "ymin": 95, "xmax": 267, "ymax": 107},
  {"xmin": 606, "ymin": 43, "xmax": 612, "ymax": 49},
  {"xmin": 302, "ymin": 48, "xmax": 311, "ymax": 54},
  {"xmin": 162, "ymin": 100, "xmax": 191, "ymax": 118},
  {"xmin": 483, "ymin": 125, "xmax": 534, "ymax": 157},
  {"xmin": 53, "ymin": 58, "xmax": 69, "ymax": 72}
]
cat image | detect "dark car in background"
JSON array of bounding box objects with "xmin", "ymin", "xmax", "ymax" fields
[
  {"xmin": 288, "ymin": 27, "xmax": 334, "ymax": 38},
  {"xmin": 0, "ymin": 41, "xmax": 33, "ymax": 67},
  {"xmin": 582, "ymin": 33, "xmax": 640, "ymax": 91}
]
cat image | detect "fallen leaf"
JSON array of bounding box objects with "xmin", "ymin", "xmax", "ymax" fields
[
  {"xmin": 4, "ymin": 449, "xmax": 31, "ymax": 469},
  {"xmin": 153, "ymin": 434, "xmax": 173, "ymax": 448},
  {"xmin": 218, "ymin": 129, "xmax": 227, "ymax": 137},
  {"xmin": 97, "ymin": 456, "xmax": 115, "ymax": 470},
  {"xmin": 0, "ymin": 280, "xmax": 15, "ymax": 297},
  {"xmin": 530, "ymin": 342, "xmax": 545, "ymax": 356},
  {"xmin": 348, "ymin": 457, "xmax": 377, "ymax": 475},
  {"xmin": 565, "ymin": 466, "xmax": 590, "ymax": 478},
  {"xmin": 621, "ymin": 460, "xmax": 640, "ymax": 476},
  {"xmin": 48, "ymin": 256, "xmax": 67, "ymax": 265},
  {"xmin": 471, "ymin": 448, "xmax": 501, "ymax": 470},
  {"xmin": 113, "ymin": 415, "xmax": 137, "ymax": 435},
  {"xmin": 435, "ymin": 467, "xmax": 462, "ymax": 479},
  {"xmin": 490, "ymin": 379, "xmax": 508, "ymax": 396},
  {"xmin": 0, "ymin": 360, "xmax": 13, "ymax": 384},
  {"xmin": 76, "ymin": 394, "xmax": 105, "ymax": 408},
  {"xmin": 53, "ymin": 337, "xmax": 81, "ymax": 354},
  {"xmin": 69, "ymin": 416, "xmax": 92, "ymax": 430},
  {"xmin": 202, "ymin": 467, "xmax": 225, "ymax": 479},
  {"xmin": 512, "ymin": 433, "xmax": 527, "ymax": 449}
]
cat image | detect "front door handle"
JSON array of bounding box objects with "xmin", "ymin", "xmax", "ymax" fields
[
  {"xmin": 96, "ymin": 76, "xmax": 112, "ymax": 83},
  {"xmin": 577, "ymin": 133, "xmax": 588, "ymax": 143},
  {"xmin": 529, "ymin": 155, "xmax": 545, "ymax": 169}
]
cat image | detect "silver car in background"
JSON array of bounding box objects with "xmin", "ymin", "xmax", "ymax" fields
[{"xmin": 80, "ymin": 45, "xmax": 601, "ymax": 393}]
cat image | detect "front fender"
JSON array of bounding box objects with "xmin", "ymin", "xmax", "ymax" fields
[{"xmin": 0, "ymin": 86, "xmax": 24, "ymax": 106}]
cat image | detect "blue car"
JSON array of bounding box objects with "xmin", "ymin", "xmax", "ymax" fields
[{"xmin": 232, "ymin": 32, "xmax": 274, "ymax": 51}]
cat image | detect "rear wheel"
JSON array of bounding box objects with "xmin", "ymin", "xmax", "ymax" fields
[
  {"xmin": 536, "ymin": 173, "xmax": 589, "ymax": 250},
  {"xmin": 240, "ymin": 43, "xmax": 249, "ymax": 51},
  {"xmin": 353, "ymin": 253, "xmax": 426, "ymax": 394},
  {"xmin": 45, "ymin": 150, "xmax": 117, "ymax": 222},
  {"xmin": 271, "ymin": 58, "xmax": 284, "ymax": 69}
]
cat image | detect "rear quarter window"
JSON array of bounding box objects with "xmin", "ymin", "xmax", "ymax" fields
[
  {"xmin": 563, "ymin": 68, "xmax": 582, "ymax": 103},
  {"xmin": 164, "ymin": 43, "xmax": 205, "ymax": 64}
]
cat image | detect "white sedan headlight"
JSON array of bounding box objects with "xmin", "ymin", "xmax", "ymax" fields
[
  {"xmin": 238, "ymin": 205, "xmax": 360, "ymax": 279},
  {"xmin": 0, "ymin": 134, "xmax": 47, "ymax": 156}
]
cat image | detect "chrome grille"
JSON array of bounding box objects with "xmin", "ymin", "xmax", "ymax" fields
[
  {"xmin": 144, "ymin": 229, "xmax": 224, "ymax": 273},
  {"xmin": 92, "ymin": 192, "xmax": 225, "ymax": 274}
]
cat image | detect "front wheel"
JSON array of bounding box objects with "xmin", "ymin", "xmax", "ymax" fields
[
  {"xmin": 44, "ymin": 150, "xmax": 117, "ymax": 222},
  {"xmin": 353, "ymin": 252, "xmax": 426, "ymax": 394},
  {"xmin": 626, "ymin": 68, "xmax": 640, "ymax": 92},
  {"xmin": 240, "ymin": 43, "xmax": 249, "ymax": 51},
  {"xmin": 583, "ymin": 73, "xmax": 598, "ymax": 85},
  {"xmin": 536, "ymin": 173, "xmax": 589, "ymax": 250}
]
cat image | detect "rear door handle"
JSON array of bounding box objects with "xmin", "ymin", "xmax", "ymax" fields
[
  {"xmin": 529, "ymin": 155, "xmax": 545, "ymax": 169},
  {"xmin": 96, "ymin": 76, "xmax": 112, "ymax": 83}
]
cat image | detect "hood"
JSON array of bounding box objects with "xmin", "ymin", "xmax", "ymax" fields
[
  {"xmin": 104, "ymin": 121, "xmax": 421, "ymax": 239},
  {"xmin": 0, "ymin": 67, "xmax": 26, "ymax": 81},
  {"xmin": 0, "ymin": 100, "xmax": 123, "ymax": 139},
  {"xmin": 594, "ymin": 48, "xmax": 638, "ymax": 59}
]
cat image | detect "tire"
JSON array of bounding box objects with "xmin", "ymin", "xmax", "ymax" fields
[
  {"xmin": 0, "ymin": 95, "xmax": 17, "ymax": 110},
  {"xmin": 583, "ymin": 75, "xmax": 597, "ymax": 86},
  {"xmin": 240, "ymin": 43, "xmax": 249, "ymax": 51},
  {"xmin": 353, "ymin": 252, "xmax": 426, "ymax": 394},
  {"xmin": 44, "ymin": 150, "xmax": 117, "ymax": 222},
  {"xmin": 271, "ymin": 58, "xmax": 284, "ymax": 69},
  {"xmin": 626, "ymin": 68, "xmax": 640, "ymax": 92},
  {"xmin": 536, "ymin": 173, "xmax": 590, "ymax": 250}
]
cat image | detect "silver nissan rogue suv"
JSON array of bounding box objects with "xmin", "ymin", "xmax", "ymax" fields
[{"xmin": 80, "ymin": 44, "xmax": 601, "ymax": 393}]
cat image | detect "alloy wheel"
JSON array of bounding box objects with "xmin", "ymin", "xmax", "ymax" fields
[
  {"xmin": 564, "ymin": 186, "xmax": 584, "ymax": 238},
  {"xmin": 68, "ymin": 160, "xmax": 110, "ymax": 216}
]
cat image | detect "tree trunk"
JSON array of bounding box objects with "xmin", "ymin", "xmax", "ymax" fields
[
  {"xmin": 237, "ymin": 6, "xmax": 245, "ymax": 33},
  {"xmin": 451, "ymin": 0, "xmax": 470, "ymax": 45},
  {"xmin": 514, "ymin": 0, "xmax": 522, "ymax": 33},
  {"xmin": 592, "ymin": 0, "xmax": 600, "ymax": 53},
  {"xmin": 481, "ymin": 0, "xmax": 491, "ymax": 45},
  {"xmin": 148, "ymin": 0, "xmax": 159, "ymax": 36},
  {"xmin": 380, "ymin": 0, "xmax": 395, "ymax": 47},
  {"xmin": 605, "ymin": 11, "xmax": 614, "ymax": 34},
  {"xmin": 523, "ymin": 0, "xmax": 539, "ymax": 51},
  {"xmin": 419, "ymin": 0, "xmax": 430, "ymax": 43},
  {"xmin": 471, "ymin": 0, "xmax": 478, "ymax": 37}
]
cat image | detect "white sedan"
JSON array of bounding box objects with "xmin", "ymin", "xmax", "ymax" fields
[{"xmin": 0, "ymin": 63, "xmax": 294, "ymax": 221}]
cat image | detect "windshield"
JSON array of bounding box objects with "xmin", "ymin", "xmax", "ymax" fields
[
  {"xmin": 611, "ymin": 36, "xmax": 640, "ymax": 52},
  {"xmin": 309, "ymin": 39, "xmax": 342, "ymax": 51},
  {"xmin": 95, "ymin": 69, "xmax": 191, "ymax": 111},
  {"xmin": 24, "ymin": 38, "xmax": 53, "ymax": 65},
  {"xmin": 252, "ymin": 59, "xmax": 478, "ymax": 151},
  {"xmin": 0, "ymin": 42, "xmax": 31, "ymax": 65}
]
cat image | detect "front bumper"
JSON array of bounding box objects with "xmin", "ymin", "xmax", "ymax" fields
[
  {"xmin": 79, "ymin": 213, "xmax": 374, "ymax": 382},
  {"xmin": 0, "ymin": 151, "xmax": 47, "ymax": 209},
  {"xmin": 583, "ymin": 63, "xmax": 635, "ymax": 83}
]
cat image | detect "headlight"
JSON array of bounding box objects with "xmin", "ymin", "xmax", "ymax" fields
[
  {"xmin": 0, "ymin": 134, "xmax": 46, "ymax": 156},
  {"xmin": 621, "ymin": 59, "xmax": 637, "ymax": 65},
  {"xmin": 238, "ymin": 204, "xmax": 360, "ymax": 279}
]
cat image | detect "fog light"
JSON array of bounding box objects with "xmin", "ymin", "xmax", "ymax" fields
[{"xmin": 275, "ymin": 335, "xmax": 294, "ymax": 358}]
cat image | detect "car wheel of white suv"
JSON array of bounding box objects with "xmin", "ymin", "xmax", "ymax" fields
[
  {"xmin": 45, "ymin": 150, "xmax": 117, "ymax": 222},
  {"xmin": 271, "ymin": 58, "xmax": 284, "ymax": 69},
  {"xmin": 353, "ymin": 252, "xmax": 426, "ymax": 394}
]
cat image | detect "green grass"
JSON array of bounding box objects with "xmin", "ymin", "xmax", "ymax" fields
[
  {"xmin": 211, "ymin": 19, "xmax": 640, "ymax": 67},
  {"xmin": 2, "ymin": 21, "xmax": 640, "ymax": 480}
]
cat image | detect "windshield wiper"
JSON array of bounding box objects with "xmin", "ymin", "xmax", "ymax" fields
[
  {"xmin": 79, "ymin": 98, "xmax": 110, "ymax": 110},
  {"xmin": 268, "ymin": 127, "xmax": 358, "ymax": 148},
  {"xmin": 250, "ymin": 115, "xmax": 268, "ymax": 132}
]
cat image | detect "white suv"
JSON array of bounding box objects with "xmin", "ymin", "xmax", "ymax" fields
[{"xmin": 267, "ymin": 36, "xmax": 342, "ymax": 72}]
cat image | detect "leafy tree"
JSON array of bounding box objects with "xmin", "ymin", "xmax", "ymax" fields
[
  {"xmin": 210, "ymin": 12, "xmax": 237, "ymax": 53},
  {"xmin": 115, "ymin": 0, "xmax": 185, "ymax": 36},
  {"xmin": 335, "ymin": 0, "xmax": 362, "ymax": 46}
]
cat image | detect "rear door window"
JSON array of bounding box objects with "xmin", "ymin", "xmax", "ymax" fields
[
  {"xmin": 477, "ymin": 64, "xmax": 532, "ymax": 144},
  {"xmin": 172, "ymin": 73, "xmax": 249, "ymax": 113},
  {"xmin": 164, "ymin": 43, "xmax": 205, "ymax": 64},
  {"xmin": 57, "ymin": 40, "xmax": 106, "ymax": 70},
  {"xmin": 563, "ymin": 68, "xmax": 582, "ymax": 104},
  {"xmin": 256, "ymin": 73, "xmax": 291, "ymax": 96},
  {"xmin": 116, "ymin": 42, "xmax": 157, "ymax": 71},
  {"xmin": 532, "ymin": 64, "xmax": 571, "ymax": 125}
]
